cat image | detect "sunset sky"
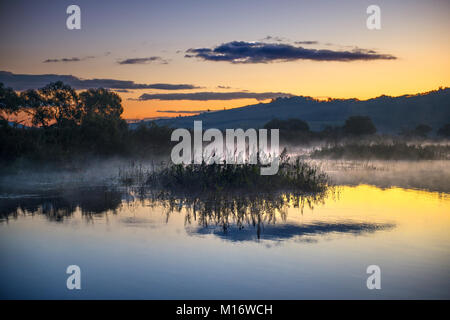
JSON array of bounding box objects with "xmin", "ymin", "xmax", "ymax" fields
[{"xmin": 0, "ymin": 0, "xmax": 449, "ymax": 119}]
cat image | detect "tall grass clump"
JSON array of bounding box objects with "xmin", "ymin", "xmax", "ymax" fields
[{"xmin": 144, "ymin": 149, "xmax": 328, "ymax": 193}]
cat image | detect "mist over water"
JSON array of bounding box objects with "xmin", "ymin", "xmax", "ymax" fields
[
  {"xmin": 285, "ymin": 141, "xmax": 450, "ymax": 193},
  {"xmin": 317, "ymin": 159, "xmax": 450, "ymax": 193},
  {"xmin": 2, "ymin": 144, "xmax": 449, "ymax": 194}
]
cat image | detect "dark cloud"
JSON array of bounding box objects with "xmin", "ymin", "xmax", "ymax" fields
[
  {"xmin": 43, "ymin": 57, "xmax": 86, "ymax": 63},
  {"xmin": 137, "ymin": 91, "xmax": 293, "ymax": 101},
  {"xmin": 43, "ymin": 57, "xmax": 80, "ymax": 63},
  {"xmin": 263, "ymin": 36, "xmax": 318, "ymax": 45},
  {"xmin": 0, "ymin": 71, "xmax": 199, "ymax": 91},
  {"xmin": 146, "ymin": 83, "xmax": 201, "ymax": 90},
  {"xmin": 117, "ymin": 56, "xmax": 168, "ymax": 65},
  {"xmin": 112, "ymin": 89, "xmax": 130, "ymax": 93},
  {"xmin": 43, "ymin": 55, "xmax": 97, "ymax": 63},
  {"xmin": 185, "ymin": 41, "xmax": 397, "ymax": 63},
  {"xmin": 294, "ymin": 41, "xmax": 319, "ymax": 45},
  {"xmin": 157, "ymin": 109, "xmax": 210, "ymax": 114},
  {"xmin": 262, "ymin": 35, "xmax": 286, "ymax": 42}
]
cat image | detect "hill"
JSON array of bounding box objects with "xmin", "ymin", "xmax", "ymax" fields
[{"xmin": 146, "ymin": 88, "xmax": 450, "ymax": 133}]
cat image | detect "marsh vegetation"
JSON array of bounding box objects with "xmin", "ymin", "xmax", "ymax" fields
[
  {"xmin": 311, "ymin": 142, "xmax": 450, "ymax": 160},
  {"xmin": 143, "ymin": 150, "xmax": 328, "ymax": 194}
]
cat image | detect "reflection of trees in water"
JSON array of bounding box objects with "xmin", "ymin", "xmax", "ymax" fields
[
  {"xmin": 0, "ymin": 187, "xmax": 123, "ymax": 222},
  {"xmin": 1, "ymin": 186, "xmax": 394, "ymax": 242}
]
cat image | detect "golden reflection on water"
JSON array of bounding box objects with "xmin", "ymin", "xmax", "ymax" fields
[
  {"xmin": 1, "ymin": 184, "xmax": 449, "ymax": 245},
  {"xmin": 282, "ymin": 185, "xmax": 450, "ymax": 244},
  {"xmin": 109, "ymin": 184, "xmax": 449, "ymax": 244}
]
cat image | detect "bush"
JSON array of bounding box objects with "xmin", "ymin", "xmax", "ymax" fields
[
  {"xmin": 343, "ymin": 116, "xmax": 377, "ymax": 136},
  {"xmin": 438, "ymin": 123, "xmax": 450, "ymax": 138},
  {"xmin": 264, "ymin": 118, "xmax": 311, "ymax": 142}
]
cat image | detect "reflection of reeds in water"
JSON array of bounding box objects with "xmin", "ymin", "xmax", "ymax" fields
[
  {"xmin": 133, "ymin": 187, "xmax": 395, "ymax": 242},
  {"xmin": 134, "ymin": 187, "xmax": 334, "ymax": 237}
]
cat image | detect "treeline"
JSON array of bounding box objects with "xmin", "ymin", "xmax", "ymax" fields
[
  {"xmin": 0, "ymin": 82, "xmax": 174, "ymax": 167},
  {"xmin": 265, "ymin": 117, "xmax": 450, "ymax": 160},
  {"xmin": 264, "ymin": 116, "xmax": 450, "ymax": 143},
  {"xmin": 1, "ymin": 81, "xmax": 450, "ymax": 168},
  {"xmin": 311, "ymin": 143, "xmax": 450, "ymax": 160}
]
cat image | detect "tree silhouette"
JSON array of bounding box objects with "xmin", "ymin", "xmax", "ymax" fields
[
  {"xmin": 0, "ymin": 83, "xmax": 21, "ymax": 122},
  {"xmin": 343, "ymin": 116, "xmax": 377, "ymax": 135},
  {"xmin": 80, "ymin": 88, "xmax": 123, "ymax": 121},
  {"xmin": 39, "ymin": 81, "xmax": 81, "ymax": 127},
  {"xmin": 414, "ymin": 124, "xmax": 432, "ymax": 138},
  {"xmin": 437, "ymin": 123, "xmax": 450, "ymax": 138},
  {"xmin": 20, "ymin": 89, "xmax": 52, "ymax": 127},
  {"xmin": 264, "ymin": 118, "xmax": 310, "ymax": 132}
]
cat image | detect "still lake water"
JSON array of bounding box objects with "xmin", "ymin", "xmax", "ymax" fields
[{"xmin": 1, "ymin": 179, "xmax": 449, "ymax": 299}]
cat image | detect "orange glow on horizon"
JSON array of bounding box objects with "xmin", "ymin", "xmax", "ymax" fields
[{"xmin": 120, "ymin": 85, "xmax": 449, "ymax": 120}]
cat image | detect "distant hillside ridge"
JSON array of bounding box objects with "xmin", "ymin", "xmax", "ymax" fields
[{"xmin": 144, "ymin": 88, "xmax": 450, "ymax": 133}]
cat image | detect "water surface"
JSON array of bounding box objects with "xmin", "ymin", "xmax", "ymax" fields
[{"xmin": 0, "ymin": 184, "xmax": 449, "ymax": 299}]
